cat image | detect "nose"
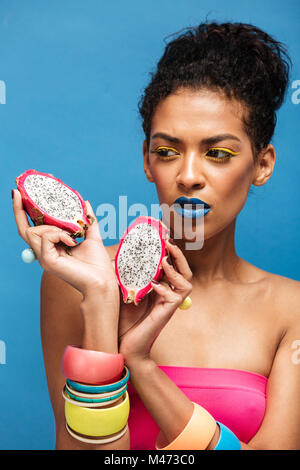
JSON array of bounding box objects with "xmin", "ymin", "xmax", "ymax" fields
[{"xmin": 176, "ymin": 150, "xmax": 206, "ymax": 193}]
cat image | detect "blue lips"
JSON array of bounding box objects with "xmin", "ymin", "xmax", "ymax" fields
[{"xmin": 173, "ymin": 197, "xmax": 211, "ymax": 219}]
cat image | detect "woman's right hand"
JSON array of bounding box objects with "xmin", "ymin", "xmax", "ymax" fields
[{"xmin": 12, "ymin": 189, "xmax": 119, "ymax": 299}]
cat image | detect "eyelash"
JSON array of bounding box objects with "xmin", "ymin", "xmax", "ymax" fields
[{"xmin": 151, "ymin": 146, "xmax": 239, "ymax": 163}]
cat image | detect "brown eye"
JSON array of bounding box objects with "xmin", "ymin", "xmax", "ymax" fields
[
  {"xmin": 206, "ymin": 149, "xmax": 231, "ymax": 159},
  {"xmin": 205, "ymin": 147, "xmax": 238, "ymax": 162},
  {"xmin": 150, "ymin": 146, "xmax": 180, "ymax": 160},
  {"xmin": 155, "ymin": 147, "xmax": 178, "ymax": 157}
]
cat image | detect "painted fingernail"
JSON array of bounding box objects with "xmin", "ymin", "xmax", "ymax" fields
[
  {"xmin": 167, "ymin": 256, "xmax": 173, "ymax": 265},
  {"xmin": 11, "ymin": 189, "xmax": 14, "ymax": 199},
  {"xmin": 151, "ymin": 279, "xmax": 159, "ymax": 284}
]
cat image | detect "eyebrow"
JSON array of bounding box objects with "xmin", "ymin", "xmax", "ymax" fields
[{"xmin": 151, "ymin": 132, "xmax": 241, "ymax": 146}]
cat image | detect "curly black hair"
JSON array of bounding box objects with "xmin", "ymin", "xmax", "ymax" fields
[{"xmin": 138, "ymin": 21, "xmax": 292, "ymax": 157}]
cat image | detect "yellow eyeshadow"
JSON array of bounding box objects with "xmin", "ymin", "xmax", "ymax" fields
[
  {"xmin": 208, "ymin": 147, "xmax": 240, "ymax": 155},
  {"xmin": 151, "ymin": 146, "xmax": 180, "ymax": 160},
  {"xmin": 151, "ymin": 146, "xmax": 240, "ymax": 162},
  {"xmin": 153, "ymin": 146, "xmax": 179, "ymax": 153}
]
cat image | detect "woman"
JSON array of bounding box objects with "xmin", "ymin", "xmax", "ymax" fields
[{"xmin": 12, "ymin": 21, "xmax": 300, "ymax": 450}]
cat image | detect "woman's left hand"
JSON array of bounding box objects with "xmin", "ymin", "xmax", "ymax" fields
[{"xmin": 119, "ymin": 240, "xmax": 193, "ymax": 366}]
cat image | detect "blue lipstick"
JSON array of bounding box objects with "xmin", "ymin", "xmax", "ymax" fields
[{"xmin": 173, "ymin": 197, "xmax": 211, "ymax": 219}]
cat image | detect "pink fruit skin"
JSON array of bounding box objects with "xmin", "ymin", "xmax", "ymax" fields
[
  {"xmin": 115, "ymin": 216, "xmax": 169, "ymax": 306},
  {"xmin": 15, "ymin": 169, "xmax": 92, "ymax": 238}
]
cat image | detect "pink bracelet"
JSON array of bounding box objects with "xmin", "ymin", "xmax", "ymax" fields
[{"xmin": 62, "ymin": 346, "xmax": 124, "ymax": 385}]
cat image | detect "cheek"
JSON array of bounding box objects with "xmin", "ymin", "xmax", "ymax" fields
[
  {"xmin": 150, "ymin": 164, "xmax": 173, "ymax": 198},
  {"xmin": 212, "ymin": 162, "xmax": 253, "ymax": 213}
]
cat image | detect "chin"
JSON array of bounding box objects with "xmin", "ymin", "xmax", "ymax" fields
[{"xmin": 204, "ymin": 217, "xmax": 237, "ymax": 241}]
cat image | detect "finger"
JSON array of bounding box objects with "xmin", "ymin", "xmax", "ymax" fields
[
  {"xmin": 27, "ymin": 227, "xmax": 76, "ymax": 260},
  {"xmin": 161, "ymin": 256, "xmax": 192, "ymax": 294},
  {"xmin": 12, "ymin": 189, "xmax": 64, "ymax": 244},
  {"xmin": 165, "ymin": 239, "xmax": 193, "ymax": 281},
  {"xmin": 24, "ymin": 224, "xmax": 71, "ymax": 254},
  {"xmin": 25, "ymin": 228, "xmax": 42, "ymax": 258},
  {"xmin": 41, "ymin": 229, "xmax": 77, "ymax": 264},
  {"xmin": 12, "ymin": 189, "xmax": 32, "ymax": 243},
  {"xmin": 84, "ymin": 200, "xmax": 103, "ymax": 242},
  {"xmin": 131, "ymin": 283, "xmax": 181, "ymax": 351},
  {"xmin": 150, "ymin": 280, "xmax": 181, "ymax": 304}
]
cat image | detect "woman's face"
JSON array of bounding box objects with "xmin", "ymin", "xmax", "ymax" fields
[{"xmin": 143, "ymin": 87, "xmax": 269, "ymax": 242}]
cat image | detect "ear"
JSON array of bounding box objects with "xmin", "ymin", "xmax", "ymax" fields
[
  {"xmin": 143, "ymin": 139, "xmax": 155, "ymax": 183},
  {"xmin": 252, "ymin": 144, "xmax": 276, "ymax": 186}
]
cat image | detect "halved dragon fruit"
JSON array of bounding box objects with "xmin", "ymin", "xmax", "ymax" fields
[
  {"xmin": 115, "ymin": 216, "xmax": 169, "ymax": 305},
  {"xmin": 15, "ymin": 169, "xmax": 93, "ymax": 238}
]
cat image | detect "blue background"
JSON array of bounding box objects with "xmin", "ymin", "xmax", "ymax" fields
[{"xmin": 1, "ymin": 0, "xmax": 299, "ymax": 450}]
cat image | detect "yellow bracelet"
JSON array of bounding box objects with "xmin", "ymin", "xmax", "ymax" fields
[
  {"xmin": 65, "ymin": 390, "xmax": 130, "ymax": 437},
  {"xmin": 155, "ymin": 403, "xmax": 217, "ymax": 450}
]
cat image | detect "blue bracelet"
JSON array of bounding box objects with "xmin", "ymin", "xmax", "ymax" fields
[
  {"xmin": 66, "ymin": 366, "xmax": 130, "ymax": 394},
  {"xmin": 66, "ymin": 386, "xmax": 127, "ymax": 403},
  {"xmin": 214, "ymin": 422, "xmax": 241, "ymax": 450}
]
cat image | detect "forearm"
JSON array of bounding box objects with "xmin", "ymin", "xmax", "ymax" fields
[
  {"xmin": 80, "ymin": 288, "xmax": 119, "ymax": 353},
  {"xmin": 62, "ymin": 287, "xmax": 130, "ymax": 450},
  {"xmin": 128, "ymin": 358, "xmax": 220, "ymax": 449}
]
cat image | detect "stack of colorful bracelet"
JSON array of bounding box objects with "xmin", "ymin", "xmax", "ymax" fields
[{"xmin": 61, "ymin": 346, "xmax": 130, "ymax": 445}]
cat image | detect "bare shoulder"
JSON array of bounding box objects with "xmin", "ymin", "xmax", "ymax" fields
[
  {"xmin": 258, "ymin": 270, "xmax": 300, "ymax": 332},
  {"xmin": 242, "ymin": 258, "xmax": 300, "ymax": 329},
  {"xmin": 269, "ymin": 272, "xmax": 300, "ymax": 323}
]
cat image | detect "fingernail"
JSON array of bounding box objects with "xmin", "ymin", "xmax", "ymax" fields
[
  {"xmin": 167, "ymin": 256, "xmax": 173, "ymax": 265},
  {"xmin": 11, "ymin": 189, "xmax": 14, "ymax": 199},
  {"xmin": 167, "ymin": 238, "xmax": 176, "ymax": 245},
  {"xmin": 151, "ymin": 279, "xmax": 159, "ymax": 285}
]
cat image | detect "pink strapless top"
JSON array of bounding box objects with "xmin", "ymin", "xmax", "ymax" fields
[{"xmin": 127, "ymin": 366, "xmax": 267, "ymax": 450}]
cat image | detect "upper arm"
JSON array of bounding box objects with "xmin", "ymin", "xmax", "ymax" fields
[{"xmin": 247, "ymin": 280, "xmax": 300, "ymax": 450}]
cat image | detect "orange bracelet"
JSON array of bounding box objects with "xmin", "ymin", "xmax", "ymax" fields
[{"xmin": 155, "ymin": 403, "xmax": 217, "ymax": 450}]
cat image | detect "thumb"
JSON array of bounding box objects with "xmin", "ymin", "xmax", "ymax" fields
[
  {"xmin": 131, "ymin": 284, "xmax": 177, "ymax": 355},
  {"xmin": 84, "ymin": 200, "xmax": 103, "ymax": 242}
]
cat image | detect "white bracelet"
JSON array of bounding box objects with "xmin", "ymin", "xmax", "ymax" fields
[
  {"xmin": 65, "ymin": 422, "xmax": 128, "ymax": 445},
  {"xmin": 62, "ymin": 386, "xmax": 123, "ymax": 408}
]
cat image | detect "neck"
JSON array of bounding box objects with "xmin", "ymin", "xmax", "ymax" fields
[{"xmin": 174, "ymin": 219, "xmax": 241, "ymax": 284}]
